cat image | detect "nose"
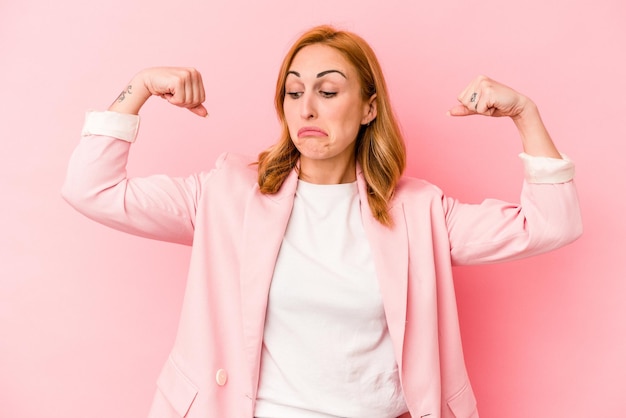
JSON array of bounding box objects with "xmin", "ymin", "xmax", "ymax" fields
[{"xmin": 300, "ymin": 92, "xmax": 316, "ymax": 120}]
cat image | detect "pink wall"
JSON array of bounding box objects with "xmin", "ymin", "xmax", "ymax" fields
[{"xmin": 1, "ymin": 0, "xmax": 624, "ymax": 417}]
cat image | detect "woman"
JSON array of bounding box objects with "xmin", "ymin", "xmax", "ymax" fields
[{"xmin": 62, "ymin": 25, "xmax": 582, "ymax": 418}]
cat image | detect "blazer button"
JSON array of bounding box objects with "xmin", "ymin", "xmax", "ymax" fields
[{"xmin": 215, "ymin": 369, "xmax": 228, "ymax": 386}]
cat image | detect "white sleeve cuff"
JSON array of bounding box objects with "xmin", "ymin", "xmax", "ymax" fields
[
  {"xmin": 518, "ymin": 152, "xmax": 575, "ymax": 184},
  {"xmin": 81, "ymin": 110, "xmax": 140, "ymax": 143}
]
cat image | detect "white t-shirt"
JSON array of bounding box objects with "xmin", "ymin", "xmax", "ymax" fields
[{"xmin": 254, "ymin": 180, "xmax": 409, "ymax": 418}]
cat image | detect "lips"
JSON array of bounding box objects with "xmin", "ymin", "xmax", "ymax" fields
[{"xmin": 297, "ymin": 126, "xmax": 327, "ymax": 138}]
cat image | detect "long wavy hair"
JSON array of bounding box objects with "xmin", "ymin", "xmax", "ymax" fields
[{"xmin": 257, "ymin": 25, "xmax": 406, "ymax": 226}]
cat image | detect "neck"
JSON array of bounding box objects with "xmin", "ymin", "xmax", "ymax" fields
[{"xmin": 298, "ymin": 156, "xmax": 357, "ymax": 184}]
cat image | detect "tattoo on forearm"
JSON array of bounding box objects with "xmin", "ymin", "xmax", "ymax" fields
[{"xmin": 116, "ymin": 85, "xmax": 133, "ymax": 103}]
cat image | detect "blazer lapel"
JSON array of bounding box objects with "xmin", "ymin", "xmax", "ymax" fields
[
  {"xmin": 356, "ymin": 168, "xmax": 409, "ymax": 370},
  {"xmin": 239, "ymin": 168, "xmax": 298, "ymax": 393},
  {"xmin": 238, "ymin": 165, "xmax": 409, "ymax": 391}
]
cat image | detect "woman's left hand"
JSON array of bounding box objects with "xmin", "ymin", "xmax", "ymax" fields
[
  {"xmin": 448, "ymin": 75, "xmax": 531, "ymax": 120},
  {"xmin": 448, "ymin": 75, "xmax": 562, "ymax": 158}
]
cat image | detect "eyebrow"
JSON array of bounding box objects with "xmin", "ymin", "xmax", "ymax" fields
[{"xmin": 287, "ymin": 69, "xmax": 347, "ymax": 79}]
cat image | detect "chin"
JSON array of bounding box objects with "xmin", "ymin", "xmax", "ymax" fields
[{"xmin": 294, "ymin": 144, "xmax": 332, "ymax": 159}]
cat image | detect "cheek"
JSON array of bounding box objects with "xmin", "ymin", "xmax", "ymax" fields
[
  {"xmin": 333, "ymin": 106, "xmax": 365, "ymax": 136},
  {"xmin": 283, "ymin": 104, "xmax": 298, "ymax": 134}
]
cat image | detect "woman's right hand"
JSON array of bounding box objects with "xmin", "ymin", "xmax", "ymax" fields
[{"xmin": 108, "ymin": 67, "xmax": 208, "ymax": 117}]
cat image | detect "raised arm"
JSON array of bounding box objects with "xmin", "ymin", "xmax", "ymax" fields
[
  {"xmin": 444, "ymin": 76, "xmax": 582, "ymax": 264},
  {"xmin": 62, "ymin": 68, "xmax": 211, "ymax": 245}
]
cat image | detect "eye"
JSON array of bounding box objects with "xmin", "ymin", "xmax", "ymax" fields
[
  {"xmin": 320, "ymin": 91, "xmax": 337, "ymax": 98},
  {"xmin": 286, "ymin": 92, "xmax": 303, "ymax": 99}
]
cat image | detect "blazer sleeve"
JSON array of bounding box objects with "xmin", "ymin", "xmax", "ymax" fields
[
  {"xmin": 61, "ymin": 112, "xmax": 217, "ymax": 245},
  {"xmin": 445, "ymin": 155, "xmax": 583, "ymax": 265}
]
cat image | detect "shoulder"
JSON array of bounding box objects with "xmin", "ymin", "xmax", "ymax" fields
[
  {"xmin": 211, "ymin": 152, "xmax": 258, "ymax": 180},
  {"xmin": 215, "ymin": 152, "xmax": 257, "ymax": 170},
  {"xmin": 394, "ymin": 175, "xmax": 444, "ymax": 202},
  {"xmin": 391, "ymin": 176, "xmax": 451, "ymax": 221},
  {"xmin": 195, "ymin": 152, "xmax": 259, "ymax": 195}
]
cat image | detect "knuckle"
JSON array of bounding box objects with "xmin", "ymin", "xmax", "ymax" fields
[
  {"xmin": 170, "ymin": 98, "xmax": 184, "ymax": 106},
  {"xmin": 174, "ymin": 67, "xmax": 192, "ymax": 80}
]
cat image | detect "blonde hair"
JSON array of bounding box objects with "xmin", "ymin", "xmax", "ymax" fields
[{"xmin": 257, "ymin": 25, "xmax": 406, "ymax": 226}]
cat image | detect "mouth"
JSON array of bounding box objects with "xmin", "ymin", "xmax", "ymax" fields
[{"xmin": 297, "ymin": 127, "xmax": 327, "ymax": 138}]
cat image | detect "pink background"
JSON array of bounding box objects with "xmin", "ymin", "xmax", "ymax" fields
[{"xmin": 1, "ymin": 0, "xmax": 624, "ymax": 417}]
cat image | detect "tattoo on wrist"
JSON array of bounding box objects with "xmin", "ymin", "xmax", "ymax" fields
[{"xmin": 115, "ymin": 85, "xmax": 133, "ymax": 103}]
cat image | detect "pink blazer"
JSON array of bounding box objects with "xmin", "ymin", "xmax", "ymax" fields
[{"xmin": 62, "ymin": 136, "xmax": 582, "ymax": 418}]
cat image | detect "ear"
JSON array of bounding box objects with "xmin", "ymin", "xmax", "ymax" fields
[{"xmin": 361, "ymin": 93, "xmax": 378, "ymax": 125}]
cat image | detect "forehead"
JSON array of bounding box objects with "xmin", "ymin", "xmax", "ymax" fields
[{"xmin": 288, "ymin": 43, "xmax": 354, "ymax": 76}]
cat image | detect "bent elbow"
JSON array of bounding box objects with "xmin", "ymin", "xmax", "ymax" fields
[
  {"xmin": 60, "ymin": 176, "xmax": 114, "ymax": 218},
  {"xmin": 560, "ymin": 199, "xmax": 583, "ymax": 246},
  {"xmin": 540, "ymin": 208, "xmax": 583, "ymax": 251},
  {"xmin": 61, "ymin": 179, "xmax": 87, "ymax": 212},
  {"xmin": 565, "ymin": 211, "xmax": 584, "ymax": 245},
  {"xmin": 61, "ymin": 185, "xmax": 101, "ymax": 221}
]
